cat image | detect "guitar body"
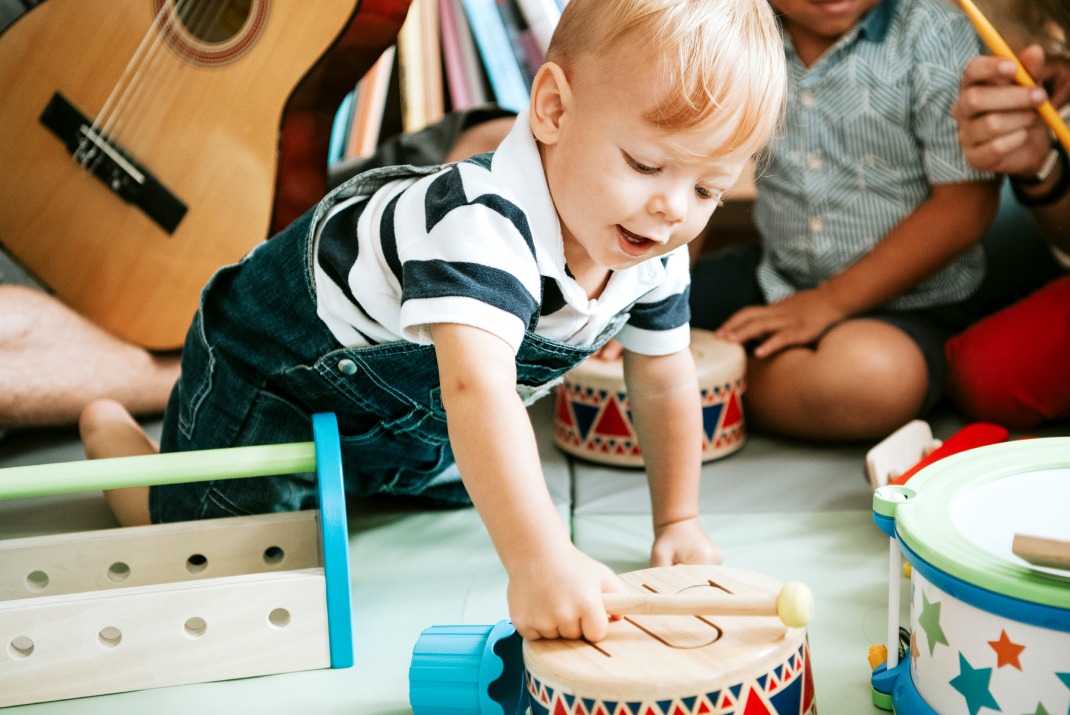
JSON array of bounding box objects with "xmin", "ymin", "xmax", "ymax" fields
[{"xmin": 0, "ymin": 0, "xmax": 411, "ymax": 349}]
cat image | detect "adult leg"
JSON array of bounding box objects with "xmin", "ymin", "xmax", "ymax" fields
[
  {"xmin": 0, "ymin": 285, "xmax": 180, "ymax": 430},
  {"xmin": 79, "ymin": 398, "xmax": 156, "ymax": 526},
  {"xmin": 946, "ymin": 275, "xmax": 1070, "ymax": 429},
  {"xmin": 743, "ymin": 319, "xmax": 929, "ymax": 441}
]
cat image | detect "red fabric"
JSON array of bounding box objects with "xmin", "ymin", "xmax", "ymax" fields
[{"xmin": 946, "ymin": 275, "xmax": 1070, "ymax": 429}]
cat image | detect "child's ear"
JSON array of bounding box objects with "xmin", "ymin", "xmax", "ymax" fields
[{"xmin": 529, "ymin": 62, "xmax": 571, "ymax": 145}]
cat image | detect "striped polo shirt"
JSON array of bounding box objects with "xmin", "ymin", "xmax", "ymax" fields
[
  {"xmin": 312, "ymin": 110, "xmax": 692, "ymax": 357},
  {"xmin": 756, "ymin": 0, "xmax": 994, "ymax": 311}
]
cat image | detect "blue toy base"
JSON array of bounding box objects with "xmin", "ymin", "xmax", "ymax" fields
[{"xmin": 872, "ymin": 660, "xmax": 937, "ymax": 714}]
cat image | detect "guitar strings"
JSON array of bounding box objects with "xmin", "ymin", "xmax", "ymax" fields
[
  {"xmin": 98, "ymin": 0, "xmax": 217, "ymax": 159},
  {"xmin": 81, "ymin": 0, "xmax": 179, "ymax": 172},
  {"xmin": 85, "ymin": 0, "xmax": 221, "ymax": 180}
]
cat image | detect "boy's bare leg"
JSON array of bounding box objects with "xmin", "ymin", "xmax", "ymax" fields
[
  {"xmin": 0, "ymin": 285, "xmax": 180, "ymax": 430},
  {"xmin": 743, "ymin": 319, "xmax": 928, "ymax": 441},
  {"xmin": 79, "ymin": 398, "xmax": 157, "ymax": 526}
]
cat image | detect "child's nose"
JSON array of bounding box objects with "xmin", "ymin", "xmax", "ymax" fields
[{"xmin": 648, "ymin": 188, "xmax": 686, "ymax": 224}]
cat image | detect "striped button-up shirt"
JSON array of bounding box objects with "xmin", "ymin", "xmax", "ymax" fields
[{"xmin": 755, "ymin": 0, "xmax": 993, "ymax": 310}]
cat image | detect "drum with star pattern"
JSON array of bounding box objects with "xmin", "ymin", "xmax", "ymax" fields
[{"xmin": 874, "ymin": 438, "xmax": 1070, "ymax": 713}]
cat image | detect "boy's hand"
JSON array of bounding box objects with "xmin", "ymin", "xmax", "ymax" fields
[
  {"xmin": 717, "ymin": 289, "xmax": 845, "ymax": 358},
  {"xmin": 507, "ymin": 544, "xmax": 627, "ymax": 642},
  {"xmin": 651, "ymin": 517, "xmax": 723, "ymax": 566}
]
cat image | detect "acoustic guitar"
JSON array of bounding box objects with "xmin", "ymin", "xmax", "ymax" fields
[{"xmin": 0, "ymin": 0, "xmax": 411, "ymax": 350}]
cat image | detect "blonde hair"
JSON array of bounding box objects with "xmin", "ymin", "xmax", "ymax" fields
[{"xmin": 546, "ymin": 0, "xmax": 786, "ymax": 156}]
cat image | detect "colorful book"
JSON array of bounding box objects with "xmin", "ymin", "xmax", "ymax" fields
[
  {"xmin": 346, "ymin": 45, "xmax": 396, "ymax": 159},
  {"xmin": 515, "ymin": 0, "xmax": 560, "ymax": 53},
  {"xmin": 397, "ymin": 0, "xmax": 430, "ymax": 133},
  {"xmin": 439, "ymin": 0, "xmax": 489, "ymax": 109},
  {"xmin": 460, "ymin": 0, "xmax": 530, "ymax": 113},
  {"xmin": 495, "ymin": 0, "xmax": 540, "ymax": 87},
  {"xmin": 329, "ymin": 89, "xmax": 357, "ymax": 167},
  {"xmin": 418, "ymin": 0, "xmax": 445, "ymax": 127}
]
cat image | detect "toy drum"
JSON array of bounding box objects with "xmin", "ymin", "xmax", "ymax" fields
[
  {"xmin": 553, "ymin": 329, "xmax": 746, "ymax": 467},
  {"xmin": 871, "ymin": 438, "xmax": 1070, "ymax": 713},
  {"xmin": 523, "ymin": 565, "xmax": 816, "ymax": 715}
]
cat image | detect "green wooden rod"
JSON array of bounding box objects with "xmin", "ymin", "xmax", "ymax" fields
[{"xmin": 0, "ymin": 443, "xmax": 318, "ymax": 500}]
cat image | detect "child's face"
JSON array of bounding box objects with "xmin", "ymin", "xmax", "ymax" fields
[
  {"xmin": 534, "ymin": 51, "xmax": 750, "ymax": 276},
  {"xmin": 771, "ymin": 0, "xmax": 882, "ymax": 42}
]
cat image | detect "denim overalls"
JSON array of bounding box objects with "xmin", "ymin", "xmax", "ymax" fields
[{"xmin": 150, "ymin": 165, "xmax": 627, "ymax": 523}]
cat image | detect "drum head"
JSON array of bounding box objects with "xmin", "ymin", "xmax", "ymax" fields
[
  {"xmin": 522, "ymin": 565, "xmax": 806, "ymax": 703},
  {"xmin": 890, "ymin": 437, "xmax": 1070, "ymax": 610}
]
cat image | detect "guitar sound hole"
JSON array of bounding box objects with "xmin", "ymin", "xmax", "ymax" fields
[
  {"xmin": 175, "ymin": 0, "xmax": 253, "ymax": 44},
  {"xmin": 153, "ymin": 0, "xmax": 267, "ymax": 65}
]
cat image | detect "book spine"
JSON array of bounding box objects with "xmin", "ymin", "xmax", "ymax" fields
[
  {"xmin": 515, "ymin": 0, "xmax": 560, "ymax": 54},
  {"xmin": 397, "ymin": 0, "xmax": 429, "ymax": 132},
  {"xmin": 439, "ymin": 0, "xmax": 474, "ymax": 109},
  {"xmin": 346, "ymin": 45, "xmax": 396, "ymax": 159},
  {"xmin": 460, "ymin": 0, "xmax": 530, "ymax": 113}
]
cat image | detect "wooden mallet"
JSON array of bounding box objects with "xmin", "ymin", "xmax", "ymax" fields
[{"xmin": 601, "ymin": 581, "xmax": 813, "ymax": 628}]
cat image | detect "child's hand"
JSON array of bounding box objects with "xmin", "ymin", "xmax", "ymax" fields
[
  {"xmin": 651, "ymin": 517, "xmax": 723, "ymax": 566},
  {"xmin": 507, "ymin": 545, "xmax": 627, "ymax": 643},
  {"xmin": 717, "ymin": 289, "xmax": 845, "ymax": 358}
]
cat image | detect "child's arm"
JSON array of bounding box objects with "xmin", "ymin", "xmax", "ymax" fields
[
  {"xmin": 719, "ymin": 179, "xmax": 1000, "ymax": 357},
  {"xmin": 431, "ymin": 322, "xmax": 625, "ymax": 642},
  {"xmin": 622, "ymin": 347, "xmax": 722, "ymax": 566}
]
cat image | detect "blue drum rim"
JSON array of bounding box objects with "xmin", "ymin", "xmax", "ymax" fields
[
  {"xmin": 899, "ymin": 537, "xmax": 1070, "ymax": 632},
  {"xmin": 891, "ymin": 437, "xmax": 1070, "ymax": 613}
]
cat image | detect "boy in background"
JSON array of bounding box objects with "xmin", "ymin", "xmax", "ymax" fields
[
  {"xmin": 79, "ymin": 0, "xmax": 786, "ymax": 642},
  {"xmin": 690, "ymin": 0, "xmax": 1000, "ymax": 441}
]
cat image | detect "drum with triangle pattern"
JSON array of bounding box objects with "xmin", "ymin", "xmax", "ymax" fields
[
  {"xmin": 553, "ymin": 330, "xmax": 746, "ymax": 467},
  {"xmin": 523, "ymin": 565, "xmax": 817, "ymax": 715}
]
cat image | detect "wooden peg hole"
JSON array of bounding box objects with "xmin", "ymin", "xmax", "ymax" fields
[
  {"xmin": 98, "ymin": 627, "xmax": 122, "ymax": 648},
  {"xmin": 263, "ymin": 546, "xmax": 285, "ymax": 565},
  {"xmin": 268, "ymin": 608, "xmax": 291, "ymax": 628},
  {"xmin": 24, "ymin": 570, "xmax": 49, "ymax": 592},
  {"xmin": 186, "ymin": 553, "xmax": 208, "ymax": 574},
  {"xmin": 107, "ymin": 562, "xmax": 131, "ymax": 583},
  {"xmin": 8, "ymin": 636, "xmax": 34, "ymax": 659},
  {"xmin": 184, "ymin": 617, "xmax": 207, "ymax": 638}
]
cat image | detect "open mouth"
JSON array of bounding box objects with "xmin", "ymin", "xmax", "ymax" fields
[{"xmin": 616, "ymin": 225, "xmax": 657, "ymax": 257}]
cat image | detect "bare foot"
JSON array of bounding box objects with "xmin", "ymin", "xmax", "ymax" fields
[{"xmin": 79, "ymin": 398, "xmax": 157, "ymax": 525}]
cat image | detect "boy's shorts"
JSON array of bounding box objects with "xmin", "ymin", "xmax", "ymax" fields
[{"xmin": 688, "ymin": 244, "xmax": 995, "ymax": 416}]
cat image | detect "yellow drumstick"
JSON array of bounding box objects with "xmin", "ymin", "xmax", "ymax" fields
[
  {"xmin": 957, "ymin": 0, "xmax": 1070, "ymax": 154},
  {"xmin": 602, "ymin": 581, "xmax": 813, "ymax": 628}
]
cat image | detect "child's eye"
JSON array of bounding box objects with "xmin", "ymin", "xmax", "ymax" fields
[
  {"xmin": 695, "ymin": 186, "xmax": 721, "ymax": 201},
  {"xmin": 623, "ymin": 152, "xmax": 659, "ymax": 174}
]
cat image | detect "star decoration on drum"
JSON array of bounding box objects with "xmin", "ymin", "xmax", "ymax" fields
[
  {"xmin": 986, "ymin": 629, "xmax": 1025, "ymax": 670},
  {"xmin": 1025, "ymin": 703, "xmax": 1051, "ymax": 715},
  {"xmin": 918, "ymin": 591, "xmax": 948, "ymax": 656},
  {"xmin": 948, "ymin": 653, "xmax": 999, "ymax": 715}
]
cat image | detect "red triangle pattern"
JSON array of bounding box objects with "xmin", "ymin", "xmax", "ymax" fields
[
  {"xmin": 722, "ymin": 390, "xmax": 743, "ymax": 428},
  {"xmin": 741, "ymin": 687, "xmax": 774, "ymax": 715},
  {"xmin": 802, "ymin": 644, "xmax": 815, "ymax": 712},
  {"xmin": 593, "ymin": 397, "xmax": 633, "ymax": 437},
  {"xmin": 526, "ymin": 645, "xmax": 806, "ymax": 715},
  {"xmin": 555, "ymin": 389, "xmax": 575, "ymax": 428}
]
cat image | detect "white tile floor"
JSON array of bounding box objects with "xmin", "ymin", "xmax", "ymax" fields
[{"xmin": 0, "ymin": 399, "xmax": 1065, "ymax": 714}]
